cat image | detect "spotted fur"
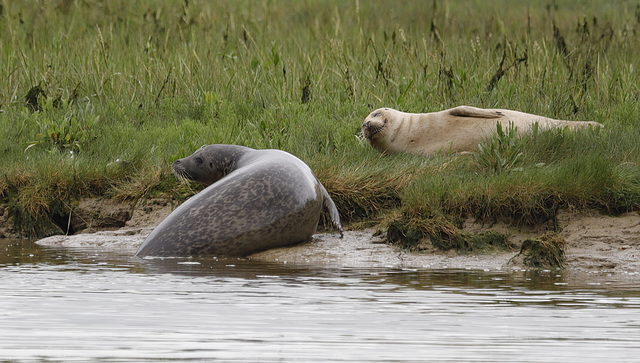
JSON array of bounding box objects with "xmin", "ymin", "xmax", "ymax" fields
[{"xmin": 135, "ymin": 145, "xmax": 343, "ymax": 257}]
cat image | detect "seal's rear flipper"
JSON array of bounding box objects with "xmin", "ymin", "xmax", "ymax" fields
[
  {"xmin": 448, "ymin": 106, "xmax": 504, "ymax": 119},
  {"xmin": 319, "ymin": 183, "xmax": 344, "ymax": 238}
]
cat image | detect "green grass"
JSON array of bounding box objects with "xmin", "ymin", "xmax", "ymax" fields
[{"xmin": 2, "ymin": 0, "xmax": 640, "ymax": 241}]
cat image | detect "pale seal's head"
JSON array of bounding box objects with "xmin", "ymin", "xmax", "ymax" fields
[
  {"xmin": 171, "ymin": 144, "xmax": 250, "ymax": 187},
  {"xmin": 361, "ymin": 108, "xmax": 395, "ymax": 150}
]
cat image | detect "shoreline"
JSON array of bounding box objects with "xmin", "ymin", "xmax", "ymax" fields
[{"xmin": 26, "ymin": 197, "xmax": 640, "ymax": 274}]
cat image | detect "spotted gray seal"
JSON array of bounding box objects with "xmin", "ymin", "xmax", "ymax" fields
[
  {"xmin": 135, "ymin": 144, "xmax": 343, "ymax": 257},
  {"xmin": 361, "ymin": 106, "xmax": 604, "ymax": 156}
]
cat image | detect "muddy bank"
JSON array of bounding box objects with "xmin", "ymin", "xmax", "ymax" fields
[{"xmin": 30, "ymin": 198, "xmax": 640, "ymax": 273}]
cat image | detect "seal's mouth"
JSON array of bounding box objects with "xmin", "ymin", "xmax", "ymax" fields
[
  {"xmin": 362, "ymin": 119, "xmax": 387, "ymax": 141},
  {"xmin": 171, "ymin": 163, "xmax": 193, "ymax": 184}
]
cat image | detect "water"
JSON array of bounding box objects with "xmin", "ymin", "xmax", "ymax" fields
[{"xmin": 2, "ymin": 239, "xmax": 640, "ymax": 362}]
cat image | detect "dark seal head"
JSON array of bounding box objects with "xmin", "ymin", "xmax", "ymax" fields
[
  {"xmin": 135, "ymin": 144, "xmax": 343, "ymax": 258},
  {"xmin": 171, "ymin": 144, "xmax": 249, "ymax": 186}
]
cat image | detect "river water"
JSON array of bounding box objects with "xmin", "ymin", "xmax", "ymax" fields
[{"xmin": 2, "ymin": 238, "xmax": 640, "ymax": 362}]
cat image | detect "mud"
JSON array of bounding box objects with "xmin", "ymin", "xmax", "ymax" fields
[{"xmin": 33, "ymin": 198, "xmax": 640, "ymax": 273}]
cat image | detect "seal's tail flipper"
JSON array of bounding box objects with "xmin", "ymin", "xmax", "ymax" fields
[{"xmin": 319, "ymin": 183, "xmax": 344, "ymax": 238}]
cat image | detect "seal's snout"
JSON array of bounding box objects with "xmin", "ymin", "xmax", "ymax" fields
[
  {"xmin": 362, "ymin": 120, "xmax": 372, "ymax": 139},
  {"xmin": 361, "ymin": 117, "xmax": 386, "ymax": 142},
  {"xmin": 172, "ymin": 159, "xmax": 192, "ymax": 183},
  {"xmin": 171, "ymin": 159, "xmax": 182, "ymax": 174}
]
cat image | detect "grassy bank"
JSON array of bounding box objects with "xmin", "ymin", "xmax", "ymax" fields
[{"xmin": 2, "ymin": 0, "xmax": 640, "ymax": 245}]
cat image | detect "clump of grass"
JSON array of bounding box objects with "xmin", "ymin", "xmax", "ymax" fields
[
  {"xmin": 473, "ymin": 122, "xmax": 525, "ymax": 173},
  {"xmin": 1, "ymin": 155, "xmax": 133, "ymax": 237},
  {"xmin": 313, "ymin": 153, "xmax": 419, "ymax": 223},
  {"xmin": 322, "ymin": 172, "xmax": 403, "ymax": 222},
  {"xmin": 510, "ymin": 232, "xmax": 567, "ymax": 269},
  {"xmin": 386, "ymin": 214, "xmax": 513, "ymax": 253},
  {"xmin": 25, "ymin": 98, "xmax": 99, "ymax": 154},
  {"xmin": 109, "ymin": 164, "xmax": 173, "ymax": 203},
  {"xmin": 5, "ymin": 169, "xmax": 77, "ymax": 237},
  {"xmin": 386, "ymin": 218, "xmax": 429, "ymax": 250}
]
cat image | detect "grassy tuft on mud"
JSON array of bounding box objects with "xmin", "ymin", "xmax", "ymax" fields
[
  {"xmin": 1, "ymin": 0, "xmax": 640, "ymax": 242},
  {"xmin": 510, "ymin": 232, "xmax": 567, "ymax": 269}
]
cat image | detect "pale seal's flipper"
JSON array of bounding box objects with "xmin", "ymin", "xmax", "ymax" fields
[{"xmin": 448, "ymin": 105, "xmax": 504, "ymax": 119}]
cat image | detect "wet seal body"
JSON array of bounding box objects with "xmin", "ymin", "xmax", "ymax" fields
[
  {"xmin": 361, "ymin": 106, "xmax": 604, "ymax": 156},
  {"xmin": 135, "ymin": 145, "xmax": 343, "ymax": 257}
]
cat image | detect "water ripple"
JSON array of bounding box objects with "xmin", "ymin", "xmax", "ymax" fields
[{"xmin": 1, "ymin": 240, "xmax": 640, "ymax": 362}]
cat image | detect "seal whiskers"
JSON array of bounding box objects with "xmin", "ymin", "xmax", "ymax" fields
[{"xmin": 171, "ymin": 165, "xmax": 191, "ymax": 184}]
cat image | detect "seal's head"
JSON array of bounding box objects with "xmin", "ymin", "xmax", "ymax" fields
[
  {"xmin": 172, "ymin": 144, "xmax": 250, "ymax": 186},
  {"xmin": 361, "ymin": 108, "xmax": 394, "ymax": 149}
]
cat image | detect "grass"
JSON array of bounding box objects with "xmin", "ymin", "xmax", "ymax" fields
[
  {"xmin": 1, "ymin": 0, "xmax": 640, "ymax": 244},
  {"xmin": 473, "ymin": 122, "xmax": 525, "ymax": 173}
]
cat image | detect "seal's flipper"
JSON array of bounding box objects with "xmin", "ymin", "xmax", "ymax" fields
[
  {"xmin": 319, "ymin": 183, "xmax": 344, "ymax": 238},
  {"xmin": 448, "ymin": 106, "xmax": 504, "ymax": 119}
]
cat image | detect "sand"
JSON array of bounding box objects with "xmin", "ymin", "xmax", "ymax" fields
[{"xmin": 33, "ymin": 198, "xmax": 640, "ymax": 273}]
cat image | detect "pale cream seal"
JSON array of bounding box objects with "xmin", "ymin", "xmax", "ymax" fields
[{"xmin": 362, "ymin": 106, "xmax": 603, "ymax": 156}]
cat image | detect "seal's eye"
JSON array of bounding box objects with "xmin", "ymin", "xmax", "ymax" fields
[{"xmin": 195, "ymin": 157, "xmax": 203, "ymax": 165}]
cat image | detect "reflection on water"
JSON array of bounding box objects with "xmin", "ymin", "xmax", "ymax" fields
[{"xmin": 2, "ymin": 239, "xmax": 640, "ymax": 362}]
